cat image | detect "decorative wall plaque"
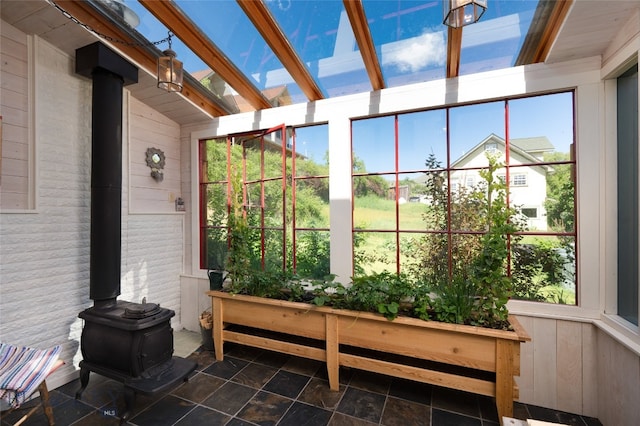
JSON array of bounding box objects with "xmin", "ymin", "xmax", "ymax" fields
[{"xmin": 145, "ymin": 147, "xmax": 165, "ymax": 182}]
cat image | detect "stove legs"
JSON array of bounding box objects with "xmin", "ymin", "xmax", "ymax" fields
[
  {"xmin": 121, "ymin": 388, "xmax": 136, "ymax": 424},
  {"xmin": 74, "ymin": 357, "xmax": 197, "ymax": 424},
  {"xmin": 75, "ymin": 367, "xmax": 132, "ymax": 424},
  {"xmin": 75, "ymin": 367, "xmax": 90, "ymax": 399}
]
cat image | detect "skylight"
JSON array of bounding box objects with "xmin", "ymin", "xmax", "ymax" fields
[{"xmin": 121, "ymin": 0, "xmax": 541, "ymax": 113}]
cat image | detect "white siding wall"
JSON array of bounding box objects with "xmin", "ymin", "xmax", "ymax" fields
[
  {"xmin": 0, "ymin": 30, "xmax": 184, "ymax": 389},
  {"xmin": 0, "ymin": 21, "xmax": 32, "ymax": 210}
]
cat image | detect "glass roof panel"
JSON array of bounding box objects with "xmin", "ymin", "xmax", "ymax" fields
[
  {"xmin": 174, "ymin": 0, "xmax": 304, "ymax": 107},
  {"xmin": 265, "ymin": 0, "xmax": 370, "ymax": 98},
  {"xmin": 362, "ymin": 0, "xmax": 446, "ymax": 87},
  {"xmin": 126, "ymin": 1, "xmax": 240, "ymax": 112},
  {"xmin": 120, "ymin": 0, "xmax": 542, "ymax": 114},
  {"xmin": 459, "ymin": 0, "xmax": 539, "ymax": 76}
]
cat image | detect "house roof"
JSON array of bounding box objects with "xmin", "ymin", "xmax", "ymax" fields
[
  {"xmin": 510, "ymin": 136, "xmax": 555, "ymax": 153},
  {"xmin": 451, "ymin": 134, "xmax": 552, "ymax": 168}
]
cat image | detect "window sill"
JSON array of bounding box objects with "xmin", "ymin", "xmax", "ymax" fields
[
  {"xmin": 508, "ymin": 300, "xmax": 640, "ymax": 356},
  {"xmin": 596, "ymin": 314, "xmax": 640, "ymax": 356}
]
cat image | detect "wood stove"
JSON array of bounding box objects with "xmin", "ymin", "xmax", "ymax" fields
[{"xmin": 74, "ymin": 42, "xmax": 196, "ymax": 422}]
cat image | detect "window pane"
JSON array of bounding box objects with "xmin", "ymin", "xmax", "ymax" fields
[
  {"xmin": 202, "ymin": 138, "xmax": 227, "ymax": 182},
  {"xmin": 509, "ymin": 92, "xmax": 574, "ymax": 155},
  {"xmin": 246, "ymin": 182, "xmax": 261, "ymax": 221},
  {"xmin": 263, "ymin": 229, "xmax": 285, "ymax": 272},
  {"xmin": 511, "ymin": 235, "xmax": 576, "ymax": 304},
  {"xmin": 296, "ymin": 178, "xmax": 329, "ymax": 229},
  {"xmin": 206, "ymin": 227, "xmax": 228, "ymax": 270},
  {"xmin": 264, "ymin": 180, "xmax": 284, "ymax": 228},
  {"xmin": 240, "ymin": 137, "xmax": 262, "ymax": 182},
  {"xmin": 450, "ymin": 173, "xmax": 490, "ymax": 233},
  {"xmin": 450, "ymin": 101, "xmax": 505, "ymax": 165},
  {"xmin": 403, "ymin": 231, "xmax": 449, "ymax": 283},
  {"xmin": 353, "ymin": 116, "xmax": 395, "ymax": 173},
  {"xmin": 617, "ymin": 64, "xmax": 639, "ymax": 325},
  {"xmin": 295, "ymin": 230, "xmax": 330, "ymax": 279},
  {"xmin": 353, "ymin": 175, "xmax": 395, "ymax": 230},
  {"xmin": 545, "ymin": 163, "xmax": 575, "ymax": 233},
  {"xmin": 450, "ymin": 234, "xmax": 484, "ymax": 278},
  {"xmin": 353, "ymin": 231, "xmax": 397, "ymax": 276},
  {"xmin": 205, "ymin": 183, "xmax": 227, "ymax": 225},
  {"xmin": 399, "ymin": 196, "xmax": 428, "ymax": 231},
  {"xmin": 295, "ymin": 125, "xmax": 329, "ymax": 167},
  {"xmin": 264, "ymin": 129, "xmax": 285, "ymax": 180},
  {"xmin": 398, "ymin": 110, "xmax": 447, "ymax": 171}
]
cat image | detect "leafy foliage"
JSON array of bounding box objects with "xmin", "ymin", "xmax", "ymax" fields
[{"xmin": 544, "ymin": 153, "xmax": 575, "ymax": 232}]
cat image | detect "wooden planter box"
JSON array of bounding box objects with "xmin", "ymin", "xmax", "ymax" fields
[{"xmin": 207, "ymin": 290, "xmax": 530, "ymax": 420}]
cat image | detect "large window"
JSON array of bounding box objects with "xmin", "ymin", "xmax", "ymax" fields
[
  {"xmin": 352, "ymin": 92, "xmax": 577, "ymax": 304},
  {"xmin": 617, "ymin": 64, "xmax": 639, "ymax": 326},
  {"xmin": 199, "ymin": 124, "xmax": 330, "ymax": 278}
]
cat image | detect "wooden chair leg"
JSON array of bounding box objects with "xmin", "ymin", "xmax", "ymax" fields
[
  {"xmin": 39, "ymin": 382, "xmax": 55, "ymax": 426},
  {"xmin": 10, "ymin": 382, "xmax": 54, "ymax": 426},
  {"xmin": 12, "ymin": 404, "xmax": 40, "ymax": 426}
]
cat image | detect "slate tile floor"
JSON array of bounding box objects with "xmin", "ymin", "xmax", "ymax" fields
[{"xmin": 2, "ymin": 340, "xmax": 603, "ymax": 426}]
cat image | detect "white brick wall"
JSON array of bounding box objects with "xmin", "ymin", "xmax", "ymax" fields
[{"xmin": 0, "ymin": 31, "xmax": 185, "ymax": 389}]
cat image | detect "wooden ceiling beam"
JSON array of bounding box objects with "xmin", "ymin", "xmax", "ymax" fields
[
  {"xmin": 446, "ymin": 27, "xmax": 463, "ymax": 78},
  {"xmin": 343, "ymin": 0, "xmax": 385, "ymax": 91},
  {"xmin": 531, "ymin": 0, "xmax": 573, "ymax": 63},
  {"xmin": 58, "ymin": 0, "xmax": 231, "ymax": 117},
  {"xmin": 237, "ymin": 0, "xmax": 324, "ymax": 102},
  {"xmin": 139, "ymin": 0, "xmax": 272, "ymax": 111},
  {"xmin": 516, "ymin": 0, "xmax": 574, "ymax": 65}
]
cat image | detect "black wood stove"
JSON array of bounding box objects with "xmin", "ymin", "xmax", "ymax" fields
[{"xmin": 74, "ymin": 42, "xmax": 196, "ymax": 422}]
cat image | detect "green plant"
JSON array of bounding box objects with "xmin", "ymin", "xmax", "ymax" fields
[
  {"xmin": 294, "ymin": 229, "xmax": 331, "ymax": 279},
  {"xmin": 409, "ymin": 153, "xmax": 521, "ymax": 328},
  {"xmin": 342, "ymin": 272, "xmax": 415, "ymax": 320},
  {"xmin": 226, "ymin": 164, "xmax": 252, "ymax": 286},
  {"xmin": 307, "ymin": 275, "xmax": 345, "ymax": 306},
  {"xmin": 431, "ymin": 274, "xmax": 475, "ymax": 324}
]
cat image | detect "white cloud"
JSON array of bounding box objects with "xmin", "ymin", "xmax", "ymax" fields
[{"xmin": 383, "ymin": 31, "xmax": 446, "ymax": 73}]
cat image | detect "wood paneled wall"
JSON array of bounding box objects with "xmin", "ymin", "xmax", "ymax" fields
[
  {"xmin": 515, "ymin": 315, "xmax": 640, "ymax": 424},
  {"xmin": 1, "ymin": 21, "xmax": 31, "ymax": 210},
  {"xmin": 128, "ymin": 96, "xmax": 181, "ymax": 213}
]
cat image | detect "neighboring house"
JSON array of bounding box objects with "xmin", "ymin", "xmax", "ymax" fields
[
  {"xmin": 193, "ymin": 68, "xmax": 293, "ymax": 113},
  {"xmin": 450, "ymin": 134, "xmax": 555, "ymax": 231}
]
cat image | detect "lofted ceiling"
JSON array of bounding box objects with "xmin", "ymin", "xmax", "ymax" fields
[{"xmin": 2, "ymin": 0, "xmax": 639, "ymax": 126}]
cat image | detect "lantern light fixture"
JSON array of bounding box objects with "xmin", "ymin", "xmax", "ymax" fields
[
  {"xmin": 443, "ymin": 0, "xmax": 487, "ymax": 28},
  {"xmin": 157, "ymin": 32, "xmax": 183, "ymax": 93}
]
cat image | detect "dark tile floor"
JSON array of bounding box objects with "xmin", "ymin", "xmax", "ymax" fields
[{"xmin": 2, "ymin": 342, "xmax": 603, "ymax": 426}]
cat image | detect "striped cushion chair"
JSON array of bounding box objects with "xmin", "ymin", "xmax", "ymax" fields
[{"xmin": 0, "ymin": 343, "xmax": 63, "ymax": 426}]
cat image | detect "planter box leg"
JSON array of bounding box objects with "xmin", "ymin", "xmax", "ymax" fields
[
  {"xmin": 495, "ymin": 339, "xmax": 515, "ymax": 419},
  {"xmin": 325, "ymin": 314, "xmax": 339, "ymax": 391},
  {"xmin": 213, "ymin": 297, "xmax": 224, "ymax": 361}
]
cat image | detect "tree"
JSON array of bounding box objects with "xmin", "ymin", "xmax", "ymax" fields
[{"xmin": 544, "ymin": 152, "xmax": 574, "ymax": 232}]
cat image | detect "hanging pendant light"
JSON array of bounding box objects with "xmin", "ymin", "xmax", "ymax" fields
[
  {"xmin": 157, "ymin": 32, "xmax": 183, "ymax": 93},
  {"xmin": 443, "ymin": 0, "xmax": 487, "ymax": 28}
]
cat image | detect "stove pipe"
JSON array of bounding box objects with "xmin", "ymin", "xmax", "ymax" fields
[{"xmin": 76, "ymin": 43, "xmax": 138, "ymax": 308}]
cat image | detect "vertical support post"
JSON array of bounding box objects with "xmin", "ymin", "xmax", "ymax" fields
[
  {"xmin": 213, "ymin": 297, "xmax": 224, "ymax": 360},
  {"xmin": 495, "ymin": 339, "xmax": 515, "ymax": 420},
  {"xmin": 325, "ymin": 313, "xmax": 339, "ymax": 391}
]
